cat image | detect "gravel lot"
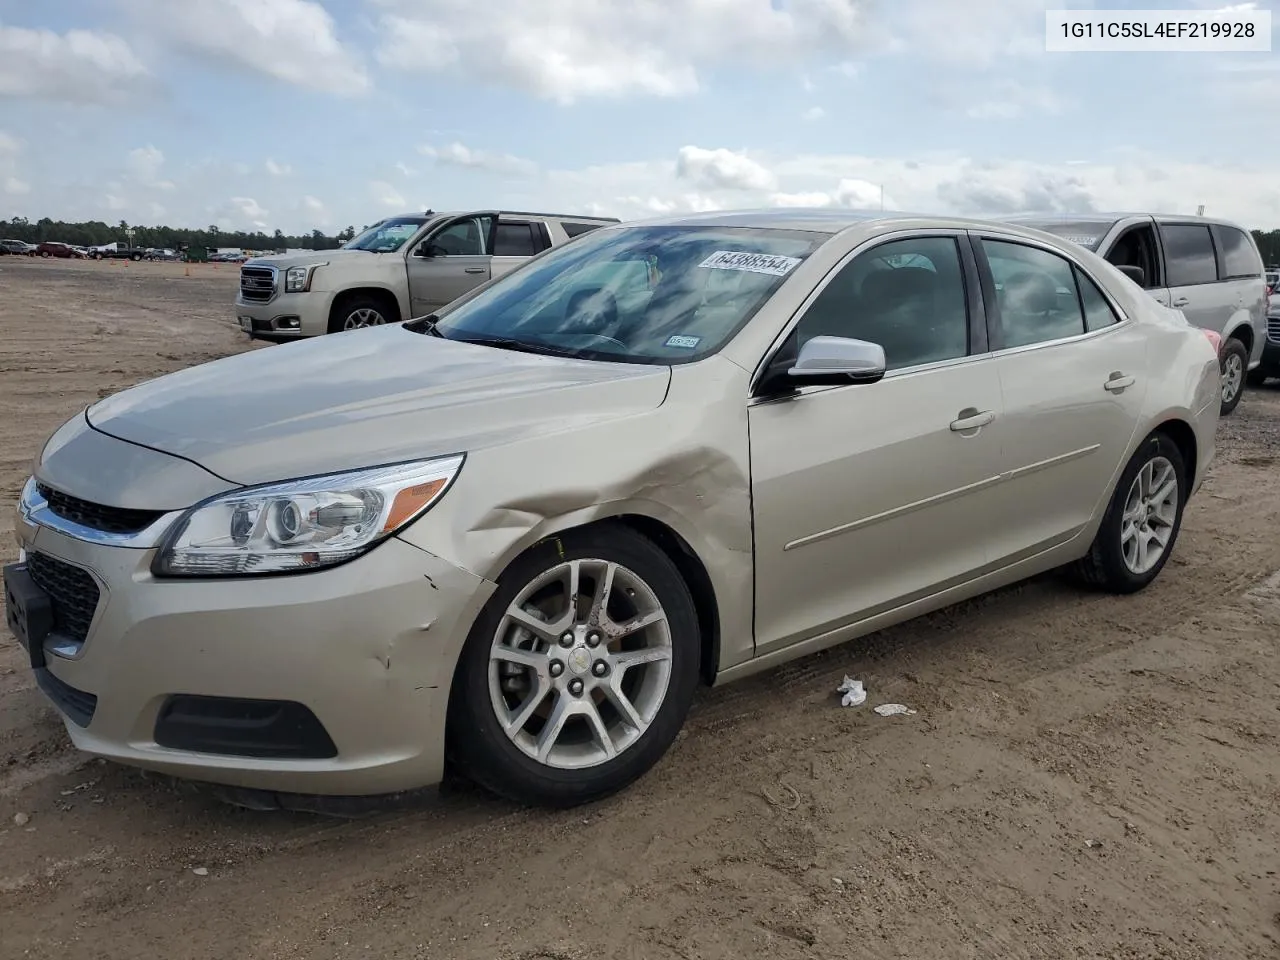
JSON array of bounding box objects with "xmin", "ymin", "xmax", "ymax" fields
[{"xmin": 4, "ymin": 255, "xmax": 1280, "ymax": 959}]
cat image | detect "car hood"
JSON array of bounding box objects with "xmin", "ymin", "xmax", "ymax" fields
[
  {"xmin": 245, "ymin": 249, "xmax": 390, "ymax": 270},
  {"xmin": 86, "ymin": 325, "xmax": 671, "ymax": 488}
]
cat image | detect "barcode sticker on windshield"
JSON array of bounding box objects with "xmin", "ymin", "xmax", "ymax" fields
[{"xmin": 699, "ymin": 250, "xmax": 802, "ymax": 277}]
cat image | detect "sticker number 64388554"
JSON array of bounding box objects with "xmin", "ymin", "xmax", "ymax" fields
[{"xmin": 698, "ymin": 250, "xmax": 802, "ymax": 277}]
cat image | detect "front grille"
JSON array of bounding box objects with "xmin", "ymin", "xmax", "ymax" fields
[
  {"xmin": 37, "ymin": 482, "xmax": 164, "ymax": 534},
  {"xmin": 26, "ymin": 553, "xmax": 100, "ymax": 644},
  {"xmin": 1268, "ymin": 316, "xmax": 1280, "ymax": 344},
  {"xmin": 239, "ymin": 266, "xmax": 276, "ymax": 302}
]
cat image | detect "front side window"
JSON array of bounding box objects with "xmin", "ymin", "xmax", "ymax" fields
[
  {"xmin": 430, "ymin": 225, "xmax": 824, "ymax": 364},
  {"xmin": 1161, "ymin": 224, "xmax": 1218, "ymax": 287},
  {"xmin": 342, "ymin": 217, "xmax": 428, "ymax": 253},
  {"xmin": 793, "ymin": 236, "xmax": 970, "ymax": 370},
  {"xmin": 429, "ymin": 216, "xmax": 491, "ymax": 256},
  {"xmin": 983, "ymin": 239, "xmax": 1086, "ymax": 348}
]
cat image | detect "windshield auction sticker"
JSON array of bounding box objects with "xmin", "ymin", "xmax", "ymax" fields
[{"xmin": 699, "ymin": 251, "xmax": 803, "ymax": 277}]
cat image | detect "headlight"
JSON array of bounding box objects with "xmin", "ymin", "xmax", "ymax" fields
[
  {"xmin": 284, "ymin": 263, "xmax": 325, "ymax": 293},
  {"xmin": 153, "ymin": 455, "xmax": 464, "ymax": 577}
]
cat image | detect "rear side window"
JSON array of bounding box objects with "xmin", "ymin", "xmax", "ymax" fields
[
  {"xmin": 982, "ymin": 239, "xmax": 1086, "ymax": 348},
  {"xmin": 1161, "ymin": 224, "xmax": 1218, "ymax": 287},
  {"xmin": 561, "ymin": 221, "xmax": 605, "ymax": 238},
  {"xmin": 1215, "ymin": 225, "xmax": 1262, "ymax": 280},
  {"xmin": 1074, "ymin": 266, "xmax": 1118, "ymax": 332},
  {"xmin": 494, "ymin": 222, "xmax": 538, "ymax": 257}
]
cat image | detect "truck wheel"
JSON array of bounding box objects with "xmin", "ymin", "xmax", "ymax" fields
[
  {"xmin": 328, "ymin": 294, "xmax": 397, "ymax": 334},
  {"xmin": 1219, "ymin": 338, "xmax": 1248, "ymax": 416},
  {"xmin": 130, "ymin": 252, "xmax": 142, "ymax": 261}
]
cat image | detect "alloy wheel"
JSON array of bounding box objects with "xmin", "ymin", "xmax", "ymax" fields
[{"xmin": 1120, "ymin": 455, "xmax": 1179, "ymax": 575}]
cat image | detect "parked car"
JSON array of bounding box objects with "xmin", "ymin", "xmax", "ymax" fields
[
  {"xmin": 234, "ymin": 208, "xmax": 618, "ymax": 340},
  {"xmin": 6, "ymin": 210, "xmax": 1220, "ymax": 808},
  {"xmin": 144, "ymin": 248, "xmax": 180, "ymax": 261},
  {"xmin": 0, "ymin": 238, "xmax": 33, "ymax": 255},
  {"xmin": 1000, "ymin": 213, "xmax": 1266, "ymax": 416},
  {"xmin": 90, "ymin": 246, "xmax": 146, "ymax": 261},
  {"xmin": 1251, "ymin": 292, "xmax": 1280, "ymax": 386},
  {"xmin": 32, "ymin": 241, "xmax": 82, "ymax": 259}
]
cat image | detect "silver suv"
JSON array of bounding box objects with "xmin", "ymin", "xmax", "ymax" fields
[
  {"xmin": 235, "ymin": 209, "xmax": 619, "ymax": 340},
  {"xmin": 1002, "ymin": 213, "xmax": 1266, "ymax": 415}
]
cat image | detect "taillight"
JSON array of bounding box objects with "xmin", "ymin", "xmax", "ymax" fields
[{"xmin": 1202, "ymin": 329, "xmax": 1222, "ymax": 355}]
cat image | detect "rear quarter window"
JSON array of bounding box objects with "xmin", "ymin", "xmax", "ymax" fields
[{"xmin": 1214, "ymin": 225, "xmax": 1263, "ymax": 280}]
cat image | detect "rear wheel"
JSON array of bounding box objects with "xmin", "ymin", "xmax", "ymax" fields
[
  {"xmin": 447, "ymin": 524, "xmax": 701, "ymax": 807},
  {"xmin": 1073, "ymin": 432, "xmax": 1186, "ymax": 594},
  {"xmin": 1219, "ymin": 338, "xmax": 1248, "ymax": 415}
]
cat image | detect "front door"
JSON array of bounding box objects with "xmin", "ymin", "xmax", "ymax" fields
[
  {"xmin": 748, "ymin": 233, "xmax": 1007, "ymax": 653},
  {"xmin": 406, "ymin": 213, "xmax": 497, "ymax": 315},
  {"xmin": 976, "ymin": 233, "xmax": 1148, "ymax": 558}
]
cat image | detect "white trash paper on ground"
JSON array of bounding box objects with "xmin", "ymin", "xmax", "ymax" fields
[
  {"xmin": 836, "ymin": 676, "xmax": 866, "ymax": 707},
  {"xmin": 873, "ymin": 703, "xmax": 917, "ymax": 717}
]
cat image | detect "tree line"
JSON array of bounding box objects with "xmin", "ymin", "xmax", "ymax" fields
[
  {"xmin": 0, "ymin": 217, "xmax": 363, "ymax": 251},
  {"xmin": 4, "ymin": 214, "xmax": 1280, "ymax": 264}
]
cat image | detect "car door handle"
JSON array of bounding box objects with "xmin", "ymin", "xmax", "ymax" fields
[
  {"xmin": 1172, "ymin": 296, "xmax": 1189, "ymax": 307},
  {"xmin": 1104, "ymin": 373, "xmax": 1135, "ymax": 393},
  {"xmin": 464, "ymin": 266, "xmax": 486, "ymax": 274},
  {"xmin": 950, "ymin": 409, "xmax": 995, "ymax": 432}
]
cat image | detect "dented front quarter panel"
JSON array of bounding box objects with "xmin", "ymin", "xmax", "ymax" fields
[{"xmin": 397, "ymin": 354, "xmax": 758, "ymax": 673}]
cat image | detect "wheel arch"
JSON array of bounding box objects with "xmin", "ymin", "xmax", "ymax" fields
[
  {"xmin": 1223, "ymin": 311, "xmax": 1255, "ymax": 356},
  {"xmin": 328, "ymin": 286, "xmax": 403, "ymax": 328}
]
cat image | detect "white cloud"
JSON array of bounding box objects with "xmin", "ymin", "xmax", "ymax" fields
[
  {"xmin": 375, "ymin": 0, "xmax": 872, "ymax": 102},
  {"xmin": 419, "ymin": 142, "xmax": 537, "ymax": 176},
  {"xmin": 229, "ymin": 197, "xmax": 267, "ymax": 220},
  {"xmin": 303, "ymin": 195, "xmax": 325, "ymax": 212},
  {"xmin": 0, "ymin": 24, "xmax": 148, "ymax": 104},
  {"xmin": 802, "ymin": 106, "xmax": 827, "ymax": 121},
  {"xmin": 676, "ymin": 146, "xmax": 777, "ymax": 192},
  {"xmin": 4, "ymin": 176, "xmax": 30, "ymax": 195},
  {"xmin": 965, "ymin": 83, "xmax": 1070, "ymax": 121},
  {"xmin": 394, "ymin": 161, "xmax": 416, "ymax": 177},
  {"xmin": 135, "ymin": 0, "xmax": 369, "ymax": 96},
  {"xmin": 888, "ymin": 0, "xmax": 1050, "ymax": 66},
  {"xmin": 128, "ymin": 145, "xmax": 164, "ymax": 181},
  {"xmin": 148, "ymin": 202, "xmax": 166, "ymax": 220},
  {"xmin": 370, "ymin": 180, "xmax": 406, "ymax": 209},
  {"xmin": 266, "ymin": 158, "xmax": 292, "ymax": 177},
  {"xmin": 105, "ymin": 194, "xmax": 127, "ymax": 211}
]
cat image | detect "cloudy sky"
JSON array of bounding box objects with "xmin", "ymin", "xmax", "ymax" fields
[{"xmin": 1, "ymin": 0, "xmax": 1278, "ymax": 233}]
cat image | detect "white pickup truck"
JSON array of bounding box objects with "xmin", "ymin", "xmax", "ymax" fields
[{"xmin": 234, "ymin": 209, "xmax": 619, "ymax": 340}]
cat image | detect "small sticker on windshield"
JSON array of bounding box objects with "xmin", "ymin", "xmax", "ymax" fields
[
  {"xmin": 665, "ymin": 335, "xmax": 701, "ymax": 349},
  {"xmin": 698, "ymin": 250, "xmax": 802, "ymax": 277}
]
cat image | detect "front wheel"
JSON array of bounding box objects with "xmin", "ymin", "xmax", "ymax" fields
[
  {"xmin": 1219, "ymin": 337, "xmax": 1248, "ymax": 415},
  {"xmin": 328, "ymin": 294, "xmax": 396, "ymax": 333},
  {"xmin": 1073, "ymin": 432, "xmax": 1186, "ymax": 594},
  {"xmin": 447, "ymin": 523, "xmax": 701, "ymax": 807}
]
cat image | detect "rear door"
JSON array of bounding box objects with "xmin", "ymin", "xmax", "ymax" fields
[
  {"xmin": 1210, "ymin": 222, "xmax": 1267, "ymax": 362},
  {"xmin": 405, "ymin": 212, "xmax": 498, "ymax": 314},
  {"xmin": 1158, "ymin": 221, "xmax": 1231, "ymax": 334},
  {"xmin": 973, "ymin": 231, "xmax": 1148, "ymax": 559}
]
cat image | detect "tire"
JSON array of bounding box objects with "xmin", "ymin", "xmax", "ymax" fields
[
  {"xmin": 327, "ymin": 293, "xmax": 397, "ymax": 334},
  {"xmin": 1247, "ymin": 368, "xmax": 1269, "ymax": 388},
  {"xmin": 447, "ymin": 522, "xmax": 701, "ymax": 807},
  {"xmin": 39, "ymin": 251, "xmax": 49, "ymax": 258},
  {"xmin": 1219, "ymin": 337, "xmax": 1248, "ymax": 416},
  {"xmin": 130, "ymin": 253, "xmax": 142, "ymax": 262},
  {"xmin": 1073, "ymin": 432, "xmax": 1187, "ymax": 594}
]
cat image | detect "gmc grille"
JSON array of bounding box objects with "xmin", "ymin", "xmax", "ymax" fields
[
  {"xmin": 239, "ymin": 266, "xmax": 276, "ymax": 302},
  {"xmin": 1268, "ymin": 315, "xmax": 1280, "ymax": 344}
]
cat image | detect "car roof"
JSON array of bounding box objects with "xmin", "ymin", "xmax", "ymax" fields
[
  {"xmin": 389, "ymin": 209, "xmax": 620, "ymax": 223},
  {"xmin": 601, "ymin": 208, "xmax": 1065, "ymax": 236},
  {"xmin": 1002, "ymin": 211, "xmax": 1249, "ymax": 230}
]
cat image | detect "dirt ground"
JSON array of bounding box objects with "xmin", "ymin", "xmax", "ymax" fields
[{"xmin": 3, "ymin": 255, "xmax": 1280, "ymax": 959}]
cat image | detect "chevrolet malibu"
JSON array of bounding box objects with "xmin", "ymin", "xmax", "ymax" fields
[{"xmin": 5, "ymin": 210, "xmax": 1221, "ymax": 809}]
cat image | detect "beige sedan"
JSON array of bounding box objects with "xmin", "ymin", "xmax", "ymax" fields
[{"xmin": 5, "ymin": 210, "xmax": 1221, "ymax": 808}]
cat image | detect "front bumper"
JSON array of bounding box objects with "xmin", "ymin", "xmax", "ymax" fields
[
  {"xmin": 10, "ymin": 512, "xmax": 494, "ymax": 796},
  {"xmin": 235, "ymin": 291, "xmax": 331, "ymax": 338}
]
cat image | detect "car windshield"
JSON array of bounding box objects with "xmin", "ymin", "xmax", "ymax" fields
[
  {"xmin": 429, "ymin": 224, "xmax": 824, "ymax": 364},
  {"xmin": 1011, "ymin": 219, "xmax": 1111, "ymax": 251},
  {"xmin": 343, "ymin": 217, "xmax": 428, "ymax": 253}
]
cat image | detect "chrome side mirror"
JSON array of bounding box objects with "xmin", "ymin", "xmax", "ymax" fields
[{"xmin": 787, "ymin": 335, "xmax": 887, "ymax": 385}]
